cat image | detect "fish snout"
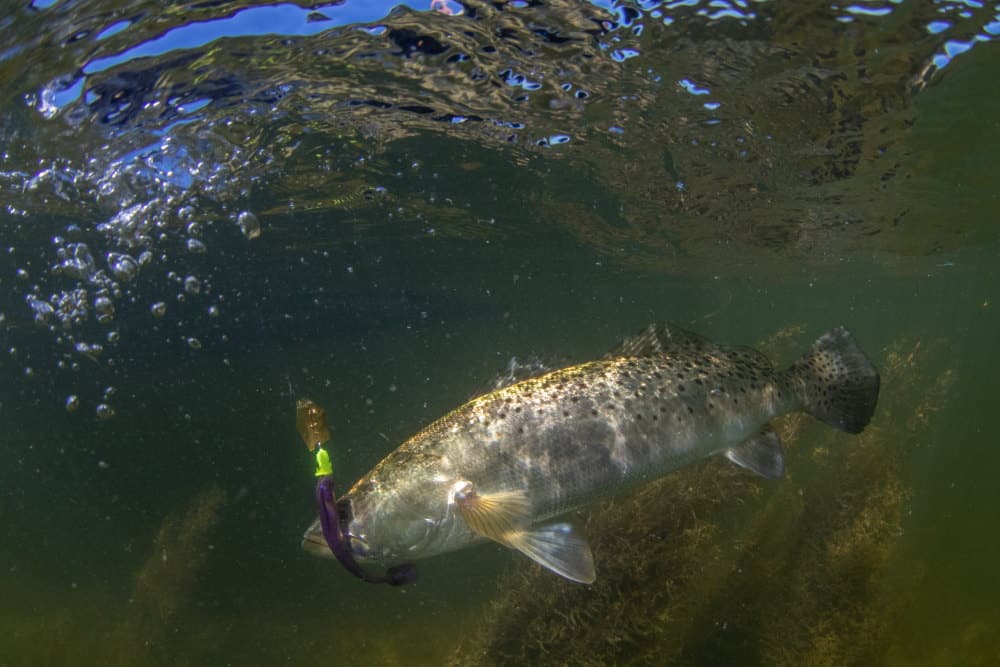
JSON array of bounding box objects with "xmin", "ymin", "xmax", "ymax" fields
[
  {"xmin": 301, "ymin": 517, "xmax": 377, "ymax": 561},
  {"xmin": 301, "ymin": 519, "xmax": 334, "ymax": 559}
]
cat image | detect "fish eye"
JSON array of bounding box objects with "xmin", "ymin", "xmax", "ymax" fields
[{"xmin": 336, "ymin": 498, "xmax": 353, "ymax": 525}]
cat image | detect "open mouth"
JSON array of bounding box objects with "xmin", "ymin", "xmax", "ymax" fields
[
  {"xmin": 302, "ymin": 526, "xmax": 334, "ymax": 558},
  {"xmin": 314, "ymin": 475, "xmax": 418, "ymax": 586}
]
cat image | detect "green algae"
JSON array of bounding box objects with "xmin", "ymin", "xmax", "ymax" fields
[
  {"xmin": 118, "ymin": 487, "xmax": 227, "ymax": 662},
  {"xmin": 0, "ymin": 489, "xmax": 226, "ymax": 667}
]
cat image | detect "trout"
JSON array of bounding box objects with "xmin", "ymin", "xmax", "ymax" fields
[{"xmin": 303, "ymin": 324, "xmax": 879, "ymax": 584}]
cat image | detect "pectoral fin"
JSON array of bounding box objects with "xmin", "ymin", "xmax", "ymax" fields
[
  {"xmin": 505, "ymin": 523, "xmax": 596, "ymax": 584},
  {"xmin": 725, "ymin": 428, "xmax": 785, "ymax": 480},
  {"xmin": 452, "ymin": 482, "xmax": 596, "ymax": 584},
  {"xmin": 452, "ymin": 482, "xmax": 531, "ymax": 542}
]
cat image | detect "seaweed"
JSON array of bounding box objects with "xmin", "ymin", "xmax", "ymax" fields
[
  {"xmin": 112, "ymin": 487, "xmax": 227, "ymax": 666},
  {"xmin": 449, "ymin": 333, "xmax": 953, "ymax": 666}
]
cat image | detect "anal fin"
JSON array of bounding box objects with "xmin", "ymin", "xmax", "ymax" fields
[{"xmin": 725, "ymin": 428, "xmax": 785, "ymax": 480}]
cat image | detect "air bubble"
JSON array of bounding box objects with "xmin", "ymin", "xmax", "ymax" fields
[
  {"xmin": 94, "ymin": 296, "xmax": 114, "ymax": 322},
  {"xmin": 187, "ymin": 238, "xmax": 207, "ymax": 254},
  {"xmin": 150, "ymin": 301, "xmax": 167, "ymax": 318},
  {"xmin": 96, "ymin": 403, "xmax": 115, "ymax": 421},
  {"xmin": 187, "ymin": 337, "xmax": 202, "ymax": 350},
  {"xmin": 107, "ymin": 253, "xmax": 138, "ymax": 282},
  {"xmin": 65, "ymin": 395, "xmax": 79, "ymax": 412},
  {"xmin": 237, "ymin": 211, "xmax": 261, "ymax": 239},
  {"xmin": 75, "ymin": 341, "xmax": 103, "ymax": 357},
  {"xmin": 183, "ymin": 275, "xmax": 201, "ymax": 295},
  {"xmin": 57, "ymin": 243, "xmax": 96, "ymax": 280},
  {"xmin": 28, "ymin": 297, "xmax": 55, "ymax": 326}
]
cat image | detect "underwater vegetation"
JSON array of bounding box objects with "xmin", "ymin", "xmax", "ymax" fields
[
  {"xmin": 449, "ymin": 330, "xmax": 954, "ymax": 667},
  {"xmin": 0, "ymin": 488, "xmax": 226, "ymax": 667},
  {"xmin": 119, "ymin": 487, "xmax": 227, "ymax": 662}
]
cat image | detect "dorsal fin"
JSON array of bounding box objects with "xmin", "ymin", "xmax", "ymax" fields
[
  {"xmin": 605, "ymin": 323, "xmax": 714, "ymax": 359},
  {"xmin": 487, "ymin": 355, "xmax": 557, "ymax": 392}
]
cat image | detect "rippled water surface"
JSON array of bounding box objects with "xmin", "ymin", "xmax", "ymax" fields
[{"xmin": 1, "ymin": 1, "xmax": 999, "ymax": 665}]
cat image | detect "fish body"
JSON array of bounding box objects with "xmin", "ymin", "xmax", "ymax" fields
[{"xmin": 303, "ymin": 324, "xmax": 880, "ymax": 583}]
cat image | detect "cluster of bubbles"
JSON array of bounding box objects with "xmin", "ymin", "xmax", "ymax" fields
[{"xmin": 7, "ymin": 163, "xmax": 263, "ymax": 419}]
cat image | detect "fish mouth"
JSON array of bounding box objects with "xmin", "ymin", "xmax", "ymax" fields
[
  {"xmin": 302, "ymin": 519, "xmax": 372, "ymax": 561},
  {"xmin": 301, "ymin": 521, "xmax": 335, "ymax": 559},
  {"xmin": 313, "ymin": 475, "xmax": 418, "ymax": 586}
]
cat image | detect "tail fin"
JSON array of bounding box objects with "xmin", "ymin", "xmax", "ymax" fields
[{"xmin": 784, "ymin": 327, "xmax": 880, "ymax": 434}]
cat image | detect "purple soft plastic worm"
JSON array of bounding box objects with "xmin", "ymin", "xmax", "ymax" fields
[{"xmin": 315, "ymin": 475, "xmax": 417, "ymax": 586}]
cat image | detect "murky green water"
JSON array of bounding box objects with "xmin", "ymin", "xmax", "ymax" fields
[{"xmin": 1, "ymin": 1, "xmax": 998, "ymax": 665}]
